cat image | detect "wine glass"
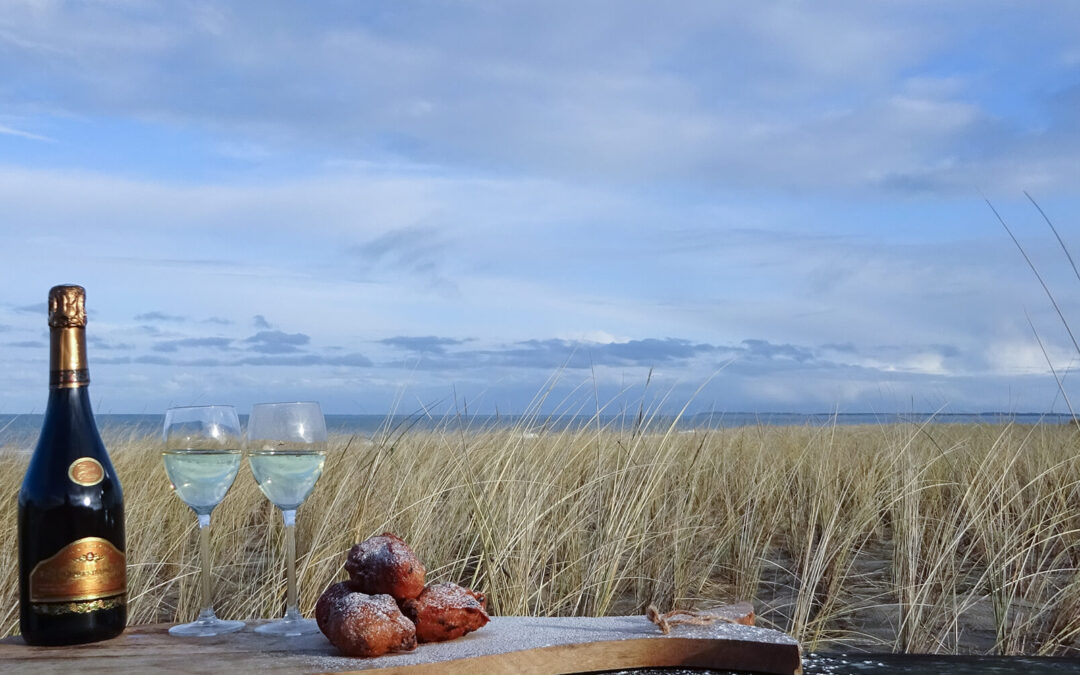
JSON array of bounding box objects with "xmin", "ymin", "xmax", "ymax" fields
[
  {"xmin": 162, "ymin": 406, "xmax": 246, "ymax": 637},
  {"xmin": 246, "ymin": 402, "xmax": 328, "ymax": 635}
]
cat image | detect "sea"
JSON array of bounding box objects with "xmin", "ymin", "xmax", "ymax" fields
[{"xmin": 0, "ymin": 411, "xmax": 1073, "ymax": 449}]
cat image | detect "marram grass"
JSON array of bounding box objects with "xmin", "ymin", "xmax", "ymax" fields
[{"xmin": 2, "ymin": 421, "xmax": 1080, "ymax": 655}]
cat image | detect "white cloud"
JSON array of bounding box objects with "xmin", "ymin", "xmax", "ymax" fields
[
  {"xmin": 0, "ymin": 123, "xmax": 53, "ymax": 142},
  {"xmin": 556, "ymin": 331, "xmax": 632, "ymax": 345},
  {"xmin": 985, "ymin": 340, "xmax": 1078, "ymax": 376}
]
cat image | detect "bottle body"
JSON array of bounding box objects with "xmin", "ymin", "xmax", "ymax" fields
[{"xmin": 17, "ymin": 286, "xmax": 126, "ymax": 645}]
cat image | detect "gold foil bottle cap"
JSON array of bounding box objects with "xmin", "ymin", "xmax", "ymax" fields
[{"xmin": 48, "ymin": 285, "xmax": 87, "ymax": 328}]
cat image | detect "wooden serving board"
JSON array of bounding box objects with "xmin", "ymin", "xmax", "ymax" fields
[{"xmin": 0, "ymin": 604, "xmax": 801, "ymax": 675}]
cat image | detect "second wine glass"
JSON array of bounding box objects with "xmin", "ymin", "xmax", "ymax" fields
[{"xmin": 246, "ymin": 401, "xmax": 328, "ymax": 636}]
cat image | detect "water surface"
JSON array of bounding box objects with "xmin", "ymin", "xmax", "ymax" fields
[{"xmin": 1, "ymin": 411, "xmax": 1072, "ymax": 449}]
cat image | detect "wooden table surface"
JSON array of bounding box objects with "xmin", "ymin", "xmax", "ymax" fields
[{"xmin": 0, "ymin": 605, "xmax": 802, "ymax": 675}]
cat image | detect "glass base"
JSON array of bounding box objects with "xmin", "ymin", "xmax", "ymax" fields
[
  {"xmin": 255, "ymin": 617, "xmax": 319, "ymax": 636},
  {"xmin": 169, "ymin": 613, "xmax": 245, "ymax": 637}
]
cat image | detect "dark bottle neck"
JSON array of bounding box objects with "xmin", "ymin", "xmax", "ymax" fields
[
  {"xmin": 42, "ymin": 386, "xmax": 97, "ymax": 439},
  {"xmin": 49, "ymin": 326, "xmax": 90, "ymax": 389},
  {"xmin": 45, "ymin": 383, "xmax": 93, "ymax": 410}
]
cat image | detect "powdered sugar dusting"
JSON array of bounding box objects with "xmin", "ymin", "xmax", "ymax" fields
[
  {"xmin": 318, "ymin": 586, "xmax": 417, "ymax": 657},
  {"xmin": 302, "ymin": 614, "xmax": 799, "ymax": 672},
  {"xmin": 345, "ymin": 534, "xmax": 417, "ymax": 575},
  {"xmin": 409, "ymin": 583, "xmax": 485, "ymax": 612},
  {"xmin": 402, "ymin": 582, "xmax": 489, "ymax": 643},
  {"xmin": 344, "ymin": 533, "xmax": 426, "ymax": 599},
  {"xmin": 332, "ymin": 592, "xmax": 401, "ymax": 623}
]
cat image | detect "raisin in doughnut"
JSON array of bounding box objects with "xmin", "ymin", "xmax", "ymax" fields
[
  {"xmin": 400, "ymin": 582, "xmax": 489, "ymax": 643},
  {"xmin": 344, "ymin": 533, "xmax": 426, "ymax": 601}
]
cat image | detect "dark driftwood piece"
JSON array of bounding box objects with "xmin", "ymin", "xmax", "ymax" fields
[{"xmin": 0, "ymin": 603, "xmax": 801, "ymax": 674}]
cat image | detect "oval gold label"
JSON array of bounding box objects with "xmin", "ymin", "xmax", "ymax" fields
[
  {"xmin": 68, "ymin": 457, "xmax": 104, "ymax": 487},
  {"xmin": 29, "ymin": 536, "xmax": 126, "ymax": 603}
]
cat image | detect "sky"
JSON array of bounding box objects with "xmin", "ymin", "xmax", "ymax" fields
[{"xmin": 2, "ymin": 1, "xmax": 1080, "ymax": 416}]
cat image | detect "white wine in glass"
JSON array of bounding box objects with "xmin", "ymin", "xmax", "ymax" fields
[
  {"xmin": 162, "ymin": 405, "xmax": 245, "ymax": 637},
  {"xmin": 247, "ymin": 402, "xmax": 327, "ymax": 636}
]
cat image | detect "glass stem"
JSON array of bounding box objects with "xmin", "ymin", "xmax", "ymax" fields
[
  {"xmin": 282, "ymin": 509, "xmax": 300, "ymax": 621},
  {"xmin": 197, "ymin": 512, "xmax": 215, "ymax": 620}
]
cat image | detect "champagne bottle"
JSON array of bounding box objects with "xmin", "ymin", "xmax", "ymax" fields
[{"xmin": 18, "ymin": 285, "xmax": 126, "ymax": 645}]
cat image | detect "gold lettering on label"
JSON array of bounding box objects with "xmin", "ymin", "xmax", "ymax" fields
[{"xmin": 29, "ymin": 537, "xmax": 126, "ymax": 603}]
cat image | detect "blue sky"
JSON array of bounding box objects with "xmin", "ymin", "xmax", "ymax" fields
[{"xmin": 2, "ymin": 1, "xmax": 1080, "ymax": 415}]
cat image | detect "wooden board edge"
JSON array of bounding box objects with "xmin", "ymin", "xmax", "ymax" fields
[{"xmin": 317, "ymin": 636, "xmax": 802, "ymax": 675}]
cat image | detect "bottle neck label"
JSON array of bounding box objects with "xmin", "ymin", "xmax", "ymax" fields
[
  {"xmin": 49, "ymin": 326, "xmax": 89, "ymax": 389},
  {"xmin": 68, "ymin": 458, "xmax": 105, "ymax": 487}
]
